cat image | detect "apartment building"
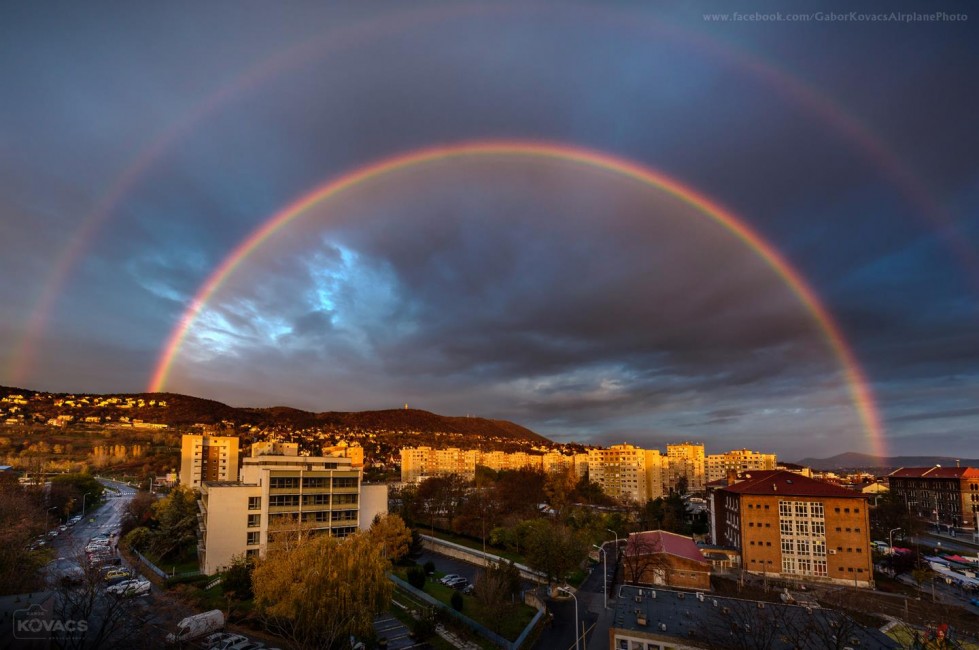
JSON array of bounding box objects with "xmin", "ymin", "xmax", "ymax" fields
[
  {"xmin": 705, "ymin": 449, "xmax": 777, "ymax": 484},
  {"xmin": 887, "ymin": 466, "xmax": 979, "ymax": 531},
  {"xmin": 197, "ymin": 447, "xmax": 386, "ymax": 575},
  {"xmin": 399, "ymin": 447, "xmax": 584, "ymax": 483},
  {"xmin": 587, "ymin": 444, "xmax": 665, "ymax": 502},
  {"xmin": 709, "ymin": 470, "xmax": 873, "ymax": 588},
  {"xmin": 179, "ymin": 434, "xmax": 240, "ymax": 489},
  {"xmin": 667, "ymin": 442, "xmax": 706, "ymax": 493}
]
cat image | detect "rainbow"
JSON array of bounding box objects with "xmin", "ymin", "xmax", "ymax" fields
[
  {"xmin": 148, "ymin": 140, "xmax": 888, "ymax": 458},
  {"xmin": 14, "ymin": 4, "xmax": 967, "ymax": 390}
]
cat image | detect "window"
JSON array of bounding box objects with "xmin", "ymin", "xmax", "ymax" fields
[
  {"xmin": 247, "ymin": 531, "xmax": 260, "ymax": 546},
  {"xmin": 333, "ymin": 477, "xmax": 358, "ymax": 489},
  {"xmin": 270, "ymin": 477, "xmax": 300, "ymax": 489},
  {"xmin": 269, "ymin": 495, "xmax": 300, "ymax": 507},
  {"xmin": 302, "ymin": 477, "xmax": 328, "ymax": 488},
  {"xmin": 334, "ymin": 494, "xmax": 357, "ymax": 505},
  {"xmin": 246, "ymin": 549, "xmax": 259, "ymax": 558},
  {"xmin": 247, "ymin": 514, "xmax": 260, "ymax": 528},
  {"xmin": 248, "ymin": 497, "xmax": 261, "ymax": 510},
  {"xmin": 303, "ymin": 494, "xmax": 330, "ymax": 506},
  {"xmin": 844, "ymin": 508, "xmax": 850, "ymax": 513}
]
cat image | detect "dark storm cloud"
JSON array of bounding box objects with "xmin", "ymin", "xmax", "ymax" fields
[{"xmin": 0, "ymin": 2, "xmax": 977, "ymax": 456}]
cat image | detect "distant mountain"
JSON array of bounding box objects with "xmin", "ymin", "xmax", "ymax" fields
[
  {"xmin": 0, "ymin": 386, "xmax": 552, "ymax": 445},
  {"xmin": 794, "ymin": 451, "xmax": 979, "ymax": 471}
]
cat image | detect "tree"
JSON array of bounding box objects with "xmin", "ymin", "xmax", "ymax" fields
[
  {"xmin": 474, "ymin": 559, "xmax": 521, "ymax": 627},
  {"xmin": 253, "ymin": 531, "xmax": 393, "ymax": 650},
  {"xmin": 523, "ymin": 519, "xmax": 586, "ymax": 585},
  {"xmin": 149, "ymin": 485, "xmax": 198, "ymax": 561},
  {"xmin": 406, "ymin": 565, "xmax": 427, "ymax": 590},
  {"xmin": 368, "ymin": 513, "xmax": 412, "ymax": 563},
  {"xmin": 450, "ymin": 590, "xmax": 464, "ymax": 612},
  {"xmin": 223, "ymin": 554, "xmax": 254, "ymax": 600},
  {"xmin": 0, "ymin": 473, "xmax": 47, "ymax": 595},
  {"xmin": 544, "ymin": 467, "xmax": 578, "ymax": 515}
]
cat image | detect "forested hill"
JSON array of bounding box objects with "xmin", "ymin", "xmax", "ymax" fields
[{"xmin": 0, "ymin": 386, "xmax": 551, "ymax": 445}]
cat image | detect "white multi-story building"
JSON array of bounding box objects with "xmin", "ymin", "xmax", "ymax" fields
[
  {"xmin": 667, "ymin": 442, "xmax": 706, "ymax": 493},
  {"xmin": 197, "ymin": 448, "xmax": 386, "ymax": 575},
  {"xmin": 705, "ymin": 449, "xmax": 777, "ymax": 484},
  {"xmin": 399, "ymin": 447, "xmax": 584, "ymax": 483},
  {"xmin": 587, "ymin": 444, "xmax": 665, "ymax": 502},
  {"xmin": 180, "ymin": 434, "xmax": 240, "ymax": 489}
]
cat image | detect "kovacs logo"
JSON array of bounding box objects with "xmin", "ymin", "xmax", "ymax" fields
[{"xmin": 13, "ymin": 603, "xmax": 89, "ymax": 640}]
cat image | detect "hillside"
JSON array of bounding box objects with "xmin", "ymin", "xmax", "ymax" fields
[
  {"xmin": 0, "ymin": 386, "xmax": 551, "ymax": 445},
  {"xmin": 794, "ymin": 451, "xmax": 979, "ymax": 471}
]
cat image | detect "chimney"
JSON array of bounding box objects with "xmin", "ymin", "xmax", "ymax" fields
[{"xmin": 726, "ymin": 468, "xmax": 738, "ymax": 486}]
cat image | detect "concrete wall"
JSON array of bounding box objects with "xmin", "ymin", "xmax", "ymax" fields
[{"xmin": 420, "ymin": 535, "xmax": 547, "ymax": 584}]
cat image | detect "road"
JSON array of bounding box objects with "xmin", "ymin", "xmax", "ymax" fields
[{"xmin": 45, "ymin": 479, "xmax": 136, "ymax": 584}]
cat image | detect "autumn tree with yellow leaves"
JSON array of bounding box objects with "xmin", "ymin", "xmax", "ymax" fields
[{"xmin": 252, "ymin": 530, "xmax": 393, "ymax": 649}]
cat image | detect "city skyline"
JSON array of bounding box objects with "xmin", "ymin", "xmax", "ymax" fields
[{"xmin": 1, "ymin": 3, "xmax": 976, "ymax": 458}]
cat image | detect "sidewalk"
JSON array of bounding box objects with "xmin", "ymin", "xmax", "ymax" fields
[{"xmin": 925, "ymin": 530, "xmax": 979, "ymax": 550}]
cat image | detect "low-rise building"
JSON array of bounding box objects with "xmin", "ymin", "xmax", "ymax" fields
[{"xmin": 622, "ymin": 530, "xmax": 711, "ymax": 591}]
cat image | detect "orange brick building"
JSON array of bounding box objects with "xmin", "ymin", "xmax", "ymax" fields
[
  {"xmin": 709, "ymin": 470, "xmax": 873, "ymax": 588},
  {"xmin": 887, "ymin": 466, "xmax": 979, "ymax": 533}
]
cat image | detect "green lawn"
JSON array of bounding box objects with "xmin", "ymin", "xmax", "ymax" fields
[{"xmin": 396, "ymin": 568, "xmax": 537, "ymax": 642}]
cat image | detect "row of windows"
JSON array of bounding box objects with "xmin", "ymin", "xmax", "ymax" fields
[
  {"xmin": 269, "ymin": 476, "xmax": 356, "ymax": 489},
  {"xmin": 781, "ymin": 557, "xmax": 828, "ymax": 576},
  {"xmin": 778, "ymin": 501, "xmax": 825, "ymax": 518},
  {"xmin": 832, "ymin": 506, "xmax": 860, "ymax": 514},
  {"xmin": 779, "ymin": 521, "xmax": 826, "ymax": 536},
  {"xmin": 834, "ymin": 526, "xmax": 862, "ymax": 533},
  {"xmin": 781, "ymin": 539, "xmax": 827, "ymax": 556},
  {"xmin": 835, "ymin": 546, "xmax": 863, "ymax": 553}
]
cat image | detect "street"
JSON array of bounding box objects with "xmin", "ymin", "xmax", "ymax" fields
[{"xmin": 45, "ymin": 478, "xmax": 136, "ymax": 584}]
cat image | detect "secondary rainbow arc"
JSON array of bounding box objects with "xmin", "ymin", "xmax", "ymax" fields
[{"xmin": 148, "ymin": 140, "xmax": 887, "ymax": 458}]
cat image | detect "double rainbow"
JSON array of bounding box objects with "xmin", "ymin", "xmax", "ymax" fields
[{"xmin": 149, "ymin": 140, "xmax": 886, "ymax": 457}]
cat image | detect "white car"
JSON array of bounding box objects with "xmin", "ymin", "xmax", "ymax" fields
[
  {"xmin": 203, "ymin": 633, "xmax": 248, "ymax": 649},
  {"xmin": 106, "ymin": 579, "xmax": 151, "ymax": 597},
  {"xmin": 439, "ymin": 574, "xmax": 461, "ymax": 585}
]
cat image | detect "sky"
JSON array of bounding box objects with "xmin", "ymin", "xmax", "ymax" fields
[{"xmin": 0, "ymin": 1, "xmax": 976, "ymax": 460}]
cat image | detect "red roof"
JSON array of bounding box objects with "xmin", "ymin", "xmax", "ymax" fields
[
  {"xmin": 718, "ymin": 470, "xmax": 863, "ymax": 498},
  {"xmin": 624, "ymin": 530, "xmax": 708, "ymax": 564},
  {"xmin": 888, "ymin": 467, "xmax": 979, "ymax": 479}
]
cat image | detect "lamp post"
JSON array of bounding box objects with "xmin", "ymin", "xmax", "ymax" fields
[
  {"xmin": 593, "ymin": 544, "xmax": 607, "ymax": 609},
  {"xmin": 556, "ymin": 586, "xmax": 579, "ymax": 650},
  {"xmin": 82, "ymin": 492, "xmax": 94, "ymax": 517},
  {"xmin": 889, "ymin": 527, "xmax": 901, "ymax": 551}
]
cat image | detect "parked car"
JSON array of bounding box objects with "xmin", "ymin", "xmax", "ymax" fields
[
  {"xmin": 223, "ymin": 641, "xmax": 264, "ymax": 650},
  {"xmin": 448, "ymin": 578, "xmax": 470, "ymax": 590},
  {"xmin": 203, "ymin": 633, "xmax": 248, "ymax": 649},
  {"xmin": 970, "ymin": 597, "xmax": 979, "ymax": 608},
  {"xmin": 107, "ymin": 578, "xmax": 151, "ymax": 598},
  {"xmin": 103, "ymin": 568, "xmax": 133, "ymax": 582},
  {"xmin": 439, "ymin": 574, "xmax": 461, "ymax": 585}
]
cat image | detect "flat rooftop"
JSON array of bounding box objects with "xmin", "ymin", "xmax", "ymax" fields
[{"xmin": 612, "ymin": 585, "xmax": 896, "ymax": 649}]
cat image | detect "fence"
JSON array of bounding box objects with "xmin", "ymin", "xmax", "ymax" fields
[
  {"xmin": 420, "ymin": 534, "xmax": 547, "ymax": 584},
  {"xmin": 132, "ymin": 549, "xmax": 168, "ymax": 579},
  {"xmin": 389, "ymin": 574, "xmax": 545, "ymax": 650}
]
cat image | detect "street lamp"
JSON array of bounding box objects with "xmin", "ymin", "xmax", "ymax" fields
[
  {"xmin": 593, "ymin": 544, "xmax": 608, "ymax": 609},
  {"xmin": 556, "ymin": 586, "xmax": 579, "ymax": 650},
  {"xmin": 82, "ymin": 492, "xmax": 95, "ymax": 517},
  {"xmin": 889, "ymin": 527, "xmax": 901, "ymax": 551}
]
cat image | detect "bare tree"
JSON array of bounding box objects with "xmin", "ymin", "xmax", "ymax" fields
[
  {"xmin": 699, "ymin": 597, "xmax": 796, "ymax": 650},
  {"xmin": 50, "ymin": 549, "xmax": 145, "ymax": 649},
  {"xmin": 621, "ymin": 533, "xmax": 671, "ymax": 587}
]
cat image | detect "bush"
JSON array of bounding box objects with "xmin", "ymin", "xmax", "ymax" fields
[
  {"xmin": 410, "ymin": 608, "xmax": 437, "ymax": 641},
  {"xmin": 406, "ymin": 565, "xmax": 426, "ymax": 590},
  {"xmin": 451, "ymin": 590, "xmax": 464, "ymax": 612},
  {"xmin": 424, "ymin": 560, "xmax": 435, "ymax": 575}
]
